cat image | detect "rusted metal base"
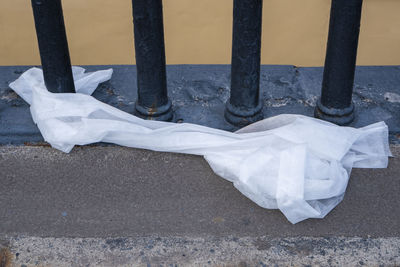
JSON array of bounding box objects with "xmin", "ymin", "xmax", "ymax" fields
[
  {"xmin": 224, "ymin": 101, "xmax": 263, "ymax": 127},
  {"xmin": 135, "ymin": 99, "xmax": 173, "ymax": 121},
  {"xmin": 314, "ymin": 99, "xmax": 355, "ymax": 126}
]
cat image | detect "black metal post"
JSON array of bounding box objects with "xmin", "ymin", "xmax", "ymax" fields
[
  {"xmin": 132, "ymin": 0, "xmax": 173, "ymax": 121},
  {"xmin": 225, "ymin": 0, "xmax": 263, "ymax": 127},
  {"xmin": 31, "ymin": 0, "xmax": 75, "ymax": 93},
  {"xmin": 315, "ymin": 0, "xmax": 363, "ymax": 125}
]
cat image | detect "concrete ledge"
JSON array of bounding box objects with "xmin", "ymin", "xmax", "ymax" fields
[
  {"xmin": 1, "ymin": 65, "xmax": 400, "ymax": 144},
  {"xmin": 1, "ymin": 236, "xmax": 399, "ymax": 266}
]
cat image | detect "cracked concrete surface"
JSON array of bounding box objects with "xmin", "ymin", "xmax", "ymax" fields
[{"xmin": 1, "ymin": 237, "xmax": 399, "ymax": 267}]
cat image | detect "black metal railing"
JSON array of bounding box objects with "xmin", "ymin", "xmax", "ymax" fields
[
  {"xmin": 31, "ymin": 0, "xmax": 363, "ymax": 126},
  {"xmin": 31, "ymin": 0, "xmax": 75, "ymax": 93},
  {"xmin": 131, "ymin": 0, "xmax": 173, "ymax": 121},
  {"xmin": 315, "ymin": 0, "xmax": 363, "ymax": 125},
  {"xmin": 225, "ymin": 0, "xmax": 263, "ymax": 127}
]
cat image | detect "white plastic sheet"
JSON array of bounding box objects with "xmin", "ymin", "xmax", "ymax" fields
[{"xmin": 10, "ymin": 67, "xmax": 391, "ymax": 224}]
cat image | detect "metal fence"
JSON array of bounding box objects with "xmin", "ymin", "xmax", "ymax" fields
[{"xmin": 31, "ymin": 0, "xmax": 363, "ymax": 126}]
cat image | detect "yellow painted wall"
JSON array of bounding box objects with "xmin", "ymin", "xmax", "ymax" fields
[{"xmin": 0, "ymin": 0, "xmax": 399, "ymax": 66}]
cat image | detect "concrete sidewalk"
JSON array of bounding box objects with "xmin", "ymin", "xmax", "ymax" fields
[{"xmin": 0, "ymin": 145, "xmax": 399, "ymax": 266}]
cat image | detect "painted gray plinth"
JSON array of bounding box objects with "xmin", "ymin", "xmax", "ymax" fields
[{"xmin": 1, "ymin": 65, "xmax": 400, "ymax": 144}]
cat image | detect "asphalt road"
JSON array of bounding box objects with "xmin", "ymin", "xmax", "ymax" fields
[
  {"xmin": 0, "ymin": 145, "xmax": 399, "ymax": 266},
  {"xmin": 0, "ymin": 145, "xmax": 399, "ymax": 238}
]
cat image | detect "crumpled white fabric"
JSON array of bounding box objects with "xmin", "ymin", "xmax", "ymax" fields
[{"xmin": 9, "ymin": 67, "xmax": 391, "ymax": 224}]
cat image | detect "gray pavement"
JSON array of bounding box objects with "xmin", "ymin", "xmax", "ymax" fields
[
  {"xmin": 0, "ymin": 145, "xmax": 399, "ymax": 266},
  {"xmin": 1, "ymin": 145, "xmax": 400, "ymax": 238}
]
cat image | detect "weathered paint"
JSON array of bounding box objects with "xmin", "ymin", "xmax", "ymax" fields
[{"xmin": 0, "ymin": 65, "xmax": 399, "ymax": 144}]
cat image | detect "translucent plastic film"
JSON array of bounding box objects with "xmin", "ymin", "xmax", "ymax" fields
[{"xmin": 10, "ymin": 67, "xmax": 391, "ymax": 224}]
